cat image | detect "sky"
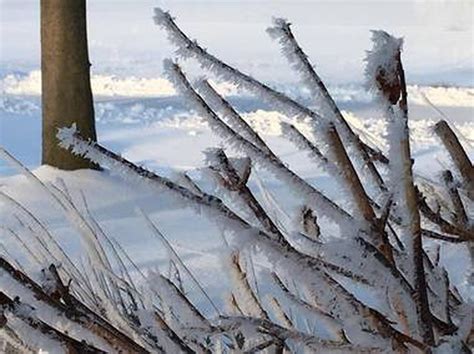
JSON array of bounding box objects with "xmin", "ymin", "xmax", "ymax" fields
[{"xmin": 1, "ymin": 1, "xmax": 473, "ymax": 85}]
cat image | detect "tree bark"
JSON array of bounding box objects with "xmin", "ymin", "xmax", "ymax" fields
[{"xmin": 41, "ymin": 0, "xmax": 98, "ymax": 170}]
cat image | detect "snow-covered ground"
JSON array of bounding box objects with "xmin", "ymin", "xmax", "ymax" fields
[{"xmin": 0, "ymin": 0, "xmax": 473, "ymax": 320}]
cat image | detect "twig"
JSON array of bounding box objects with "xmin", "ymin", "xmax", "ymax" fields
[{"xmin": 434, "ymin": 120, "xmax": 474, "ymax": 200}]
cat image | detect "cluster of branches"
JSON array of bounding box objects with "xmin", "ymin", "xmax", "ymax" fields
[{"xmin": 1, "ymin": 8, "xmax": 473, "ymax": 353}]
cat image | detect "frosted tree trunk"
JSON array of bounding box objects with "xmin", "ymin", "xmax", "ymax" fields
[{"xmin": 41, "ymin": 0, "xmax": 98, "ymax": 170}]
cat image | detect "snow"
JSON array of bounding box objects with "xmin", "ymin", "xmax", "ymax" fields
[
  {"xmin": 1, "ymin": 70, "xmax": 241, "ymax": 99},
  {"xmin": 1, "ymin": 1, "xmax": 473, "ymax": 350},
  {"xmin": 3, "ymin": 70, "xmax": 474, "ymax": 107}
]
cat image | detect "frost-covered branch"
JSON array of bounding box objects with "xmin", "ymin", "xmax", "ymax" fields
[
  {"xmin": 228, "ymin": 252, "xmax": 269, "ymax": 319},
  {"xmin": 153, "ymin": 9, "xmax": 344, "ymax": 155},
  {"xmin": 215, "ymin": 315, "xmax": 383, "ymax": 352},
  {"xmin": 0, "ymin": 190, "xmax": 98, "ymax": 306},
  {"xmin": 267, "ymin": 18, "xmax": 387, "ymax": 191},
  {"xmin": 365, "ymin": 30, "xmax": 434, "ymax": 345},
  {"xmin": 325, "ymin": 124, "xmax": 376, "ymax": 224},
  {"xmin": 0, "ymin": 257, "xmax": 148, "ymax": 353},
  {"xmin": 56, "ymin": 124, "xmax": 258, "ymax": 232},
  {"xmin": 138, "ymin": 209, "xmax": 221, "ymax": 316},
  {"xmin": 270, "ymin": 272, "xmax": 345, "ymax": 341},
  {"xmin": 434, "ymin": 120, "xmax": 474, "ymax": 200},
  {"xmin": 153, "ymin": 9, "xmax": 315, "ymax": 117},
  {"xmin": 0, "ymin": 291, "xmax": 108, "ymax": 353},
  {"xmin": 206, "ymin": 148, "xmax": 285, "ymax": 241},
  {"xmin": 196, "ymin": 79, "xmax": 275, "ymax": 157},
  {"xmin": 417, "ymin": 191, "xmax": 473, "ymax": 241},
  {"xmin": 442, "ymin": 170, "xmax": 469, "ymax": 228},
  {"xmin": 0, "ymin": 148, "xmax": 124, "ymax": 312},
  {"xmin": 164, "ymin": 60, "xmax": 354, "ymax": 227}
]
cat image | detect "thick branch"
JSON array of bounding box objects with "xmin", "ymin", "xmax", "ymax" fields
[
  {"xmin": 395, "ymin": 51, "xmax": 434, "ymax": 345},
  {"xmin": 434, "ymin": 120, "xmax": 474, "ymax": 200}
]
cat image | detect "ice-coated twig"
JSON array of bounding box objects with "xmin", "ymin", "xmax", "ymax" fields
[
  {"xmin": 442, "ymin": 170, "xmax": 469, "ymax": 228},
  {"xmin": 215, "ymin": 315, "xmax": 382, "ymax": 352},
  {"xmin": 0, "ymin": 291, "xmax": 108, "ymax": 353},
  {"xmin": 280, "ymin": 122, "xmax": 329, "ymax": 165},
  {"xmin": 228, "ymin": 251, "xmax": 269, "ymax": 319},
  {"xmin": 164, "ymin": 60, "xmax": 354, "ymax": 227},
  {"xmin": 417, "ymin": 191, "xmax": 473, "ymax": 241},
  {"xmin": 57, "ymin": 124, "xmax": 259, "ymax": 232},
  {"xmin": 153, "ymin": 9, "xmax": 314, "ymax": 116},
  {"xmin": 147, "ymin": 272, "xmax": 212, "ymax": 334},
  {"xmin": 0, "ymin": 148, "xmax": 116, "ymax": 284},
  {"xmin": 0, "ymin": 190, "xmax": 97, "ymax": 305},
  {"xmin": 196, "ymin": 79, "xmax": 275, "ymax": 157},
  {"xmin": 365, "ymin": 30, "xmax": 434, "ymax": 345},
  {"xmin": 267, "ymin": 295, "xmax": 294, "ymax": 329},
  {"xmin": 270, "ymin": 272, "xmax": 345, "ymax": 341},
  {"xmin": 325, "ymin": 123, "xmax": 376, "ymax": 225},
  {"xmin": 1, "ymin": 226, "xmax": 43, "ymax": 267},
  {"xmin": 137, "ymin": 208, "xmax": 221, "ymax": 316},
  {"xmin": 267, "ymin": 18, "xmax": 387, "ymax": 191},
  {"xmin": 434, "ymin": 120, "xmax": 474, "ymax": 200},
  {"xmin": 2, "ymin": 257, "xmax": 150, "ymax": 353},
  {"xmin": 153, "ymin": 9, "xmax": 337, "ymax": 153},
  {"xmin": 206, "ymin": 148, "xmax": 285, "ymax": 241}
]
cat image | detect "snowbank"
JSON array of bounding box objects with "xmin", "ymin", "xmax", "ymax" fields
[{"xmin": 2, "ymin": 70, "xmax": 473, "ymax": 108}]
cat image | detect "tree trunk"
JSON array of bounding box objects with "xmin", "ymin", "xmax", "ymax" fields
[{"xmin": 41, "ymin": 0, "xmax": 98, "ymax": 170}]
